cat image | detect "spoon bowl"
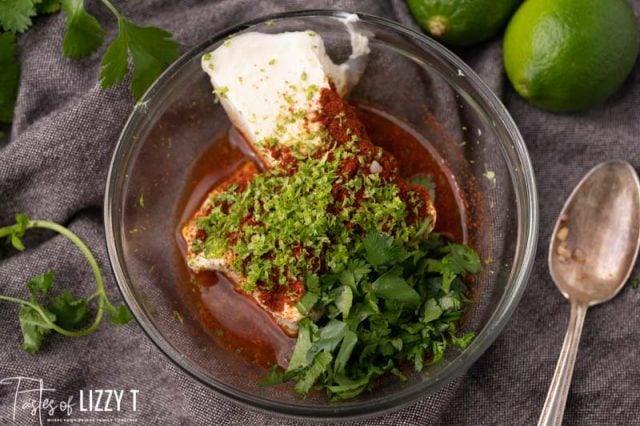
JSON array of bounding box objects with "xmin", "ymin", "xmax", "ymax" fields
[
  {"xmin": 539, "ymin": 161, "xmax": 640, "ymax": 426},
  {"xmin": 549, "ymin": 161, "xmax": 640, "ymax": 304}
]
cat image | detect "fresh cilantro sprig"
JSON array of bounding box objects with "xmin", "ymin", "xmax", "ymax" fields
[
  {"xmin": 0, "ymin": 0, "xmax": 180, "ymax": 125},
  {"xmin": 0, "ymin": 213, "xmax": 133, "ymax": 353},
  {"xmin": 98, "ymin": 0, "xmax": 180, "ymax": 100},
  {"xmin": 263, "ymin": 231, "xmax": 481, "ymax": 401}
]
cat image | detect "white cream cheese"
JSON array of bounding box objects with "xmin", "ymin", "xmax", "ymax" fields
[
  {"xmin": 188, "ymin": 18, "xmax": 370, "ymax": 333},
  {"xmin": 201, "ymin": 16, "xmax": 369, "ymax": 168}
]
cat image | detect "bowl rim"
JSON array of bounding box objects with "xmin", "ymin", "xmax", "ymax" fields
[{"xmin": 104, "ymin": 9, "xmax": 539, "ymax": 420}]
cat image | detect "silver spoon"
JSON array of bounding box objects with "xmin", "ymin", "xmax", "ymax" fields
[{"xmin": 538, "ymin": 161, "xmax": 640, "ymax": 426}]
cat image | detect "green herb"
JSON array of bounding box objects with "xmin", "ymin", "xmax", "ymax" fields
[
  {"xmin": 483, "ymin": 169, "xmax": 496, "ymax": 183},
  {"xmin": 268, "ymin": 58, "xmax": 276, "ymax": 65},
  {"xmin": 259, "ymin": 364, "xmax": 285, "ymax": 386},
  {"xmin": 266, "ymin": 231, "xmax": 480, "ymax": 400},
  {"xmin": 630, "ymin": 277, "xmax": 639, "ymax": 290},
  {"xmin": 213, "ymin": 86, "xmax": 229, "ymax": 100},
  {"xmin": 194, "ymin": 147, "xmax": 425, "ymax": 291},
  {"xmin": 61, "ymin": 0, "xmax": 104, "ymax": 58},
  {"xmin": 37, "ymin": 0, "xmax": 62, "ymax": 14},
  {"xmin": 98, "ymin": 0, "xmax": 180, "ymax": 100},
  {"xmin": 0, "ymin": 0, "xmax": 37, "ymax": 33},
  {"xmin": 0, "ymin": 214, "xmax": 133, "ymax": 353},
  {"xmin": 0, "ymin": 1, "xmax": 180, "ymax": 124},
  {"xmin": 0, "ymin": 32, "xmax": 19, "ymax": 123}
]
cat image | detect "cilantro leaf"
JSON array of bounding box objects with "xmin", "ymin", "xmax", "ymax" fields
[
  {"xmin": 295, "ymin": 291, "xmax": 318, "ymax": 316},
  {"xmin": 422, "ymin": 298, "xmax": 443, "ymax": 323},
  {"xmin": 0, "ymin": 0, "xmax": 36, "ymax": 33},
  {"xmin": 334, "ymin": 286, "xmax": 353, "ymax": 319},
  {"xmin": 49, "ymin": 290, "xmax": 88, "ymax": 329},
  {"xmin": 371, "ymin": 271, "xmax": 421, "ymax": 307},
  {"xmin": 334, "ymin": 329, "xmax": 357, "ymax": 375},
  {"xmin": 327, "ymin": 374, "xmax": 370, "ymax": 401},
  {"xmin": 105, "ymin": 303, "xmax": 133, "ymax": 325},
  {"xmin": 444, "ymin": 244, "xmax": 482, "ymax": 274},
  {"xmin": 99, "ymin": 28, "xmax": 127, "ymax": 88},
  {"xmin": 35, "ymin": 0, "xmax": 61, "ymax": 14},
  {"xmin": 19, "ymin": 305, "xmax": 55, "ymax": 353},
  {"xmin": 304, "ymin": 273, "xmax": 320, "ymax": 293},
  {"xmin": 61, "ymin": 0, "xmax": 104, "ymax": 59},
  {"xmin": 306, "ymin": 319, "xmax": 346, "ymax": 363},
  {"xmin": 427, "ymin": 339, "xmax": 447, "ymax": 365},
  {"xmin": 100, "ymin": 16, "xmax": 180, "ymax": 100},
  {"xmin": 27, "ymin": 270, "xmax": 54, "ymax": 298},
  {"xmin": 258, "ymin": 364, "xmax": 285, "ymax": 387},
  {"xmin": 451, "ymin": 331, "xmax": 475, "ymax": 349},
  {"xmin": 0, "ymin": 32, "xmax": 19, "ymax": 123},
  {"xmin": 363, "ymin": 231, "xmax": 404, "ymax": 267},
  {"xmin": 7, "ymin": 213, "xmax": 30, "ymax": 250},
  {"xmin": 10, "ymin": 233, "xmax": 24, "ymax": 251},
  {"xmin": 294, "ymin": 351, "xmax": 332, "ymax": 394},
  {"xmin": 286, "ymin": 318, "xmax": 315, "ymax": 373}
]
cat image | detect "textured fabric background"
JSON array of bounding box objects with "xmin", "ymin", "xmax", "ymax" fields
[{"xmin": 1, "ymin": 0, "xmax": 640, "ymax": 424}]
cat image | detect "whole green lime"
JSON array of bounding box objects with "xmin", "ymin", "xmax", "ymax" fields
[
  {"xmin": 407, "ymin": 0, "xmax": 522, "ymax": 47},
  {"xmin": 503, "ymin": 0, "xmax": 639, "ymax": 112}
]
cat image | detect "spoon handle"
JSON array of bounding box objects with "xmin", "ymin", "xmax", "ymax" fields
[{"xmin": 538, "ymin": 301, "xmax": 588, "ymax": 426}]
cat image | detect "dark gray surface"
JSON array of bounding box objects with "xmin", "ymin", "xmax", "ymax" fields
[{"xmin": 1, "ymin": 1, "xmax": 639, "ymax": 424}]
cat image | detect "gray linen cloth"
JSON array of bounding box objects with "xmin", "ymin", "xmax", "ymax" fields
[{"xmin": 1, "ymin": 0, "xmax": 640, "ymax": 424}]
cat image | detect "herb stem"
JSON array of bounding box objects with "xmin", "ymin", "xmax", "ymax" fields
[
  {"xmin": 27, "ymin": 220, "xmax": 107, "ymax": 336},
  {"xmin": 100, "ymin": 0, "xmax": 122, "ymax": 21},
  {"xmin": 0, "ymin": 294, "xmax": 32, "ymax": 306}
]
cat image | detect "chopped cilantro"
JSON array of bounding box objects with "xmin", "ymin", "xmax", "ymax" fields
[
  {"xmin": 213, "ymin": 86, "xmax": 229, "ymax": 100},
  {"xmin": 630, "ymin": 277, "xmax": 639, "ymax": 290},
  {"xmin": 483, "ymin": 169, "xmax": 496, "ymax": 183},
  {"xmin": 270, "ymin": 232, "xmax": 480, "ymax": 400},
  {"xmin": 268, "ymin": 58, "xmax": 276, "ymax": 65},
  {"xmin": 195, "ymin": 146, "xmax": 424, "ymax": 291},
  {"xmin": 191, "ymin": 141, "xmax": 479, "ymax": 400}
]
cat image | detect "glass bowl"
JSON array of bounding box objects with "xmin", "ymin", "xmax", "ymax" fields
[{"xmin": 104, "ymin": 10, "xmax": 538, "ymax": 420}]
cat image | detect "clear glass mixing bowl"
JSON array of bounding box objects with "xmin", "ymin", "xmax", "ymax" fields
[{"xmin": 104, "ymin": 10, "xmax": 538, "ymax": 420}]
